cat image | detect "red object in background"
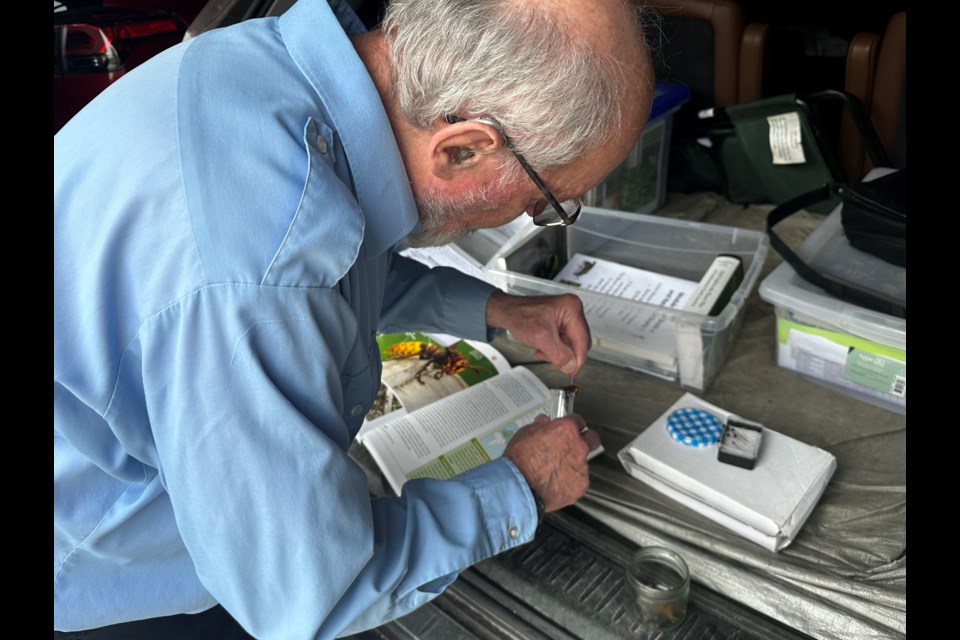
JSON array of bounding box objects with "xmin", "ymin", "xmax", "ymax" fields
[{"xmin": 53, "ymin": 1, "xmax": 207, "ymax": 133}]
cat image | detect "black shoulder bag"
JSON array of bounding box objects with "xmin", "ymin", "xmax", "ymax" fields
[
  {"xmin": 837, "ymin": 170, "xmax": 906, "ymax": 267},
  {"xmin": 766, "ymin": 169, "xmax": 906, "ymax": 319}
]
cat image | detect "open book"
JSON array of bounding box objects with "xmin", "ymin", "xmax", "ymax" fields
[{"xmin": 360, "ymin": 331, "xmax": 601, "ymax": 496}]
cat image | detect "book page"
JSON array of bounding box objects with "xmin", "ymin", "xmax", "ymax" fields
[
  {"xmin": 399, "ymin": 245, "xmax": 494, "ymax": 284},
  {"xmin": 553, "ymin": 254, "xmax": 698, "ymax": 369},
  {"xmin": 363, "ymin": 367, "xmax": 550, "ymax": 495},
  {"xmin": 358, "ymin": 332, "xmax": 512, "ymax": 441},
  {"xmin": 400, "ymin": 216, "xmax": 535, "ymax": 280},
  {"xmin": 553, "ymin": 253, "xmax": 697, "ymax": 306}
]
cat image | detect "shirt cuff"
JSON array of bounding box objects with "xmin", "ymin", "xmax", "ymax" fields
[{"xmin": 454, "ymin": 457, "xmax": 538, "ymax": 554}]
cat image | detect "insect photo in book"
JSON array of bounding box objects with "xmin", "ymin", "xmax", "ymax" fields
[
  {"xmin": 370, "ymin": 333, "xmax": 501, "ymax": 419},
  {"xmin": 384, "ymin": 340, "xmax": 492, "ymax": 385}
]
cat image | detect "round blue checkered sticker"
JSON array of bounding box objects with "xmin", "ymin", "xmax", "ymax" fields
[{"xmin": 666, "ymin": 408, "xmax": 723, "ymax": 447}]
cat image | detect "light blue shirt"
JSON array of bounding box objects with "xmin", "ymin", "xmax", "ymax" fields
[{"xmin": 53, "ymin": 1, "xmax": 538, "ymax": 637}]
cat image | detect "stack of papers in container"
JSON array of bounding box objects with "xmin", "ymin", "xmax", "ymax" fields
[
  {"xmin": 551, "ymin": 253, "xmax": 698, "ymax": 374},
  {"xmin": 618, "ymin": 393, "xmax": 836, "ymax": 552}
]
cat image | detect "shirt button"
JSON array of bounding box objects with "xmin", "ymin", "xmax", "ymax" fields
[
  {"xmin": 508, "ymin": 526, "xmax": 520, "ymax": 539},
  {"xmin": 316, "ymin": 135, "xmax": 328, "ymax": 154},
  {"xmin": 350, "ymin": 403, "xmax": 364, "ymax": 417}
]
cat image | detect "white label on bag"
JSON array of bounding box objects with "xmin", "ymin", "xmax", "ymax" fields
[{"xmin": 767, "ymin": 112, "xmax": 806, "ymax": 165}]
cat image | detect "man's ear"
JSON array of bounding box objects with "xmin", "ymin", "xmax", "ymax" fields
[{"xmin": 428, "ymin": 119, "xmax": 506, "ymax": 180}]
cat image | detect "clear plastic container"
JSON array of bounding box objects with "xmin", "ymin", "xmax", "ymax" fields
[
  {"xmin": 487, "ymin": 206, "xmax": 769, "ymax": 391},
  {"xmin": 584, "ymin": 82, "xmax": 690, "ymax": 215},
  {"xmin": 759, "ymin": 170, "xmax": 906, "ymax": 413}
]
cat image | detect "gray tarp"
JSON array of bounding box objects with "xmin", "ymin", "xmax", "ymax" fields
[{"xmin": 494, "ymin": 191, "xmax": 906, "ymax": 640}]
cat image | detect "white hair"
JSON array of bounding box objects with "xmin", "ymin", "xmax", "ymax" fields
[
  {"xmin": 404, "ymin": 180, "xmax": 502, "ymax": 247},
  {"xmin": 382, "ymin": 0, "xmax": 649, "ymax": 172}
]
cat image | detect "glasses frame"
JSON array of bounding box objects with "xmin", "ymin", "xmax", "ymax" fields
[{"xmin": 444, "ymin": 115, "xmax": 581, "ymax": 227}]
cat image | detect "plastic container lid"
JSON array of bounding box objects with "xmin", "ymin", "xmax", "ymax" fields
[
  {"xmin": 648, "ymin": 82, "xmax": 691, "ymax": 122},
  {"xmin": 666, "ymin": 408, "xmax": 723, "ymax": 447}
]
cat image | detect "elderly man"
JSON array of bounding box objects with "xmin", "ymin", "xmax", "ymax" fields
[{"xmin": 53, "ymin": 0, "xmax": 653, "ymax": 637}]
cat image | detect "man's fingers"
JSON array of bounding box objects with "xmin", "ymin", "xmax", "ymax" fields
[
  {"xmin": 505, "ymin": 415, "xmax": 598, "ymax": 511},
  {"xmin": 580, "ymin": 428, "xmax": 602, "ymax": 455},
  {"xmin": 489, "ymin": 292, "xmax": 589, "ymax": 375}
]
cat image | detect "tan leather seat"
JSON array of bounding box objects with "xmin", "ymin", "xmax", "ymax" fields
[
  {"xmin": 840, "ymin": 11, "xmax": 906, "ymax": 178},
  {"xmin": 869, "ymin": 12, "xmax": 906, "ymax": 171},
  {"xmin": 644, "ymin": 0, "xmax": 745, "ymax": 108},
  {"xmin": 738, "ymin": 22, "xmax": 769, "ymax": 103}
]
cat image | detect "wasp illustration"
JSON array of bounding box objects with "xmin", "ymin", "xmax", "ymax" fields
[
  {"xmin": 384, "ymin": 341, "xmax": 492, "ymax": 385},
  {"xmin": 573, "ymin": 260, "xmax": 596, "ymax": 276}
]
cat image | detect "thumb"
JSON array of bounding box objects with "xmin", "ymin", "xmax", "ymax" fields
[{"xmin": 580, "ymin": 428, "xmax": 602, "ymax": 454}]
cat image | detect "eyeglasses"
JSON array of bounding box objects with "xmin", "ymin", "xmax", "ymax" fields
[{"xmin": 444, "ymin": 115, "xmax": 582, "ymax": 227}]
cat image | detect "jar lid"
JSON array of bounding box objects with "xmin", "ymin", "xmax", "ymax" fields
[{"xmin": 666, "ymin": 407, "xmax": 723, "ymax": 447}]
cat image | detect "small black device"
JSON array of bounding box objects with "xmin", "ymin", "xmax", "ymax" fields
[{"xmin": 718, "ymin": 418, "xmax": 763, "ymax": 470}]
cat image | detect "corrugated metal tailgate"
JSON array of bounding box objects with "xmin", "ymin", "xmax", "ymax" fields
[{"xmin": 351, "ymin": 510, "xmax": 814, "ymax": 640}]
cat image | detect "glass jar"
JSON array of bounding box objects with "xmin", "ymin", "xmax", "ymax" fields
[{"xmin": 623, "ymin": 547, "xmax": 690, "ymax": 631}]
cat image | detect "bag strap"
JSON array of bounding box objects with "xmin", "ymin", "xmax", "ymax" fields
[
  {"xmin": 766, "ymin": 186, "xmax": 907, "ymax": 319},
  {"xmin": 798, "ymin": 90, "xmax": 891, "ymax": 173}
]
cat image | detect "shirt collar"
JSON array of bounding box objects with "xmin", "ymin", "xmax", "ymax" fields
[{"xmin": 280, "ymin": 0, "xmax": 420, "ymax": 258}]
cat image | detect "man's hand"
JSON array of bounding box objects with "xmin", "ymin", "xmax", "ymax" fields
[
  {"xmin": 486, "ymin": 291, "xmax": 591, "ymax": 376},
  {"xmin": 503, "ymin": 414, "xmax": 601, "ymax": 512}
]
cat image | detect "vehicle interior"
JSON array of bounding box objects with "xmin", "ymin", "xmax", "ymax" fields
[
  {"xmin": 54, "ymin": 1, "xmax": 907, "ymax": 638},
  {"xmin": 347, "ymin": 3, "xmax": 907, "ymax": 637}
]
